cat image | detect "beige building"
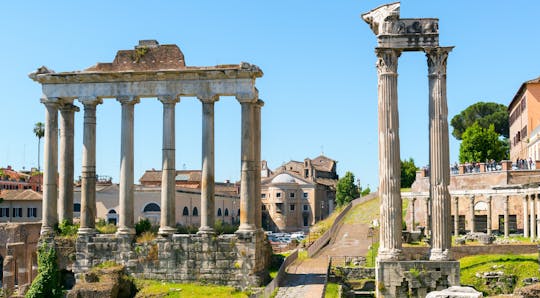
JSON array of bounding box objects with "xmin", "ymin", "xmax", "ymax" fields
[
  {"xmin": 0, "ymin": 190, "xmax": 42, "ymax": 223},
  {"xmin": 509, "ymin": 76, "xmax": 540, "ymax": 162},
  {"xmin": 261, "ymin": 155, "xmax": 338, "ymax": 232}
]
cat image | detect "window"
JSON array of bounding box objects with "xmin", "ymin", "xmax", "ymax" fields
[
  {"xmin": 303, "ymin": 192, "xmax": 309, "ymax": 199},
  {"xmin": 289, "ymin": 192, "xmax": 295, "ymax": 198},
  {"xmin": 182, "ymin": 207, "xmax": 189, "ymax": 216},
  {"xmin": 73, "ymin": 203, "xmax": 81, "ymax": 212},
  {"xmin": 276, "ymin": 203, "xmax": 283, "ymax": 213},
  {"xmin": 0, "ymin": 208, "xmax": 9, "ymax": 217},
  {"xmin": 261, "ymin": 193, "xmax": 266, "ymax": 199},
  {"xmin": 303, "ymin": 215, "xmax": 309, "ymax": 226},
  {"xmin": 289, "ymin": 204, "xmax": 295, "ymax": 212},
  {"xmin": 217, "ymin": 208, "xmax": 222, "ymax": 217},
  {"xmin": 143, "ymin": 203, "xmax": 161, "ymax": 212},
  {"xmin": 303, "ymin": 205, "xmax": 309, "ymax": 211},
  {"xmin": 12, "ymin": 208, "xmax": 22, "ymax": 218},
  {"xmin": 27, "ymin": 207, "xmax": 37, "ymax": 218},
  {"xmin": 224, "ymin": 208, "xmax": 229, "ymax": 216},
  {"xmin": 276, "ymin": 192, "xmax": 281, "ymax": 198},
  {"xmin": 193, "ymin": 207, "xmax": 199, "ymax": 216}
]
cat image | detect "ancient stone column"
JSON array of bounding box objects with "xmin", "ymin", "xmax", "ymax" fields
[
  {"xmin": 254, "ymin": 100, "xmax": 264, "ymax": 230},
  {"xmin": 410, "ymin": 197, "xmax": 416, "ymax": 231},
  {"xmin": 41, "ymin": 99, "xmax": 59, "ymax": 235},
  {"xmin": 469, "ymin": 195, "xmax": 475, "ymax": 233},
  {"xmin": 425, "ymin": 197, "xmax": 431, "ymax": 236},
  {"xmin": 523, "ymin": 194, "xmax": 529, "ymax": 237},
  {"xmin": 486, "ymin": 196, "xmax": 492, "ymax": 235},
  {"xmin": 530, "ymin": 194, "xmax": 536, "ymax": 240},
  {"xmin": 158, "ymin": 95, "xmax": 179, "ymax": 236},
  {"xmin": 453, "ymin": 196, "xmax": 459, "ymax": 236},
  {"xmin": 237, "ymin": 100, "xmax": 257, "ymax": 233},
  {"xmin": 78, "ymin": 97, "xmax": 102, "ymax": 235},
  {"xmin": 117, "ymin": 96, "xmax": 139, "ymax": 236},
  {"xmin": 198, "ymin": 95, "xmax": 219, "ymax": 234},
  {"xmin": 426, "ymin": 47, "xmax": 452, "ymax": 260},
  {"xmin": 504, "ymin": 195, "xmax": 509, "ymax": 238},
  {"xmin": 537, "ymin": 193, "xmax": 540, "ymax": 240},
  {"xmin": 58, "ymin": 103, "xmax": 79, "ymax": 224},
  {"xmin": 375, "ymin": 48, "xmax": 402, "ymax": 261}
]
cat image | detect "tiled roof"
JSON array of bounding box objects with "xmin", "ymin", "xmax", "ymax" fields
[
  {"xmin": 316, "ymin": 178, "xmax": 338, "ymax": 188},
  {"xmin": 311, "ymin": 155, "xmax": 336, "ymax": 172},
  {"xmin": 139, "ymin": 169, "xmax": 202, "ymax": 183},
  {"xmin": 0, "ymin": 189, "xmax": 42, "ymax": 201}
]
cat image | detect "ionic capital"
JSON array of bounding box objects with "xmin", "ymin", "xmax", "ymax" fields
[
  {"xmin": 236, "ymin": 87, "xmax": 259, "ymax": 104},
  {"xmin": 375, "ymin": 48, "xmax": 401, "ymax": 75},
  {"xmin": 158, "ymin": 94, "xmax": 180, "ymax": 105},
  {"xmin": 453, "ymin": 196, "xmax": 459, "ymax": 203},
  {"xmin": 59, "ymin": 102, "xmax": 80, "ymax": 113},
  {"xmin": 40, "ymin": 96, "xmax": 61, "ymax": 106},
  {"xmin": 425, "ymin": 46, "xmax": 453, "ymax": 77},
  {"xmin": 117, "ymin": 95, "xmax": 140, "ymax": 105},
  {"xmin": 255, "ymin": 99, "xmax": 265, "ymax": 108},
  {"xmin": 79, "ymin": 96, "xmax": 103, "ymax": 107},
  {"xmin": 198, "ymin": 94, "xmax": 219, "ymax": 104}
]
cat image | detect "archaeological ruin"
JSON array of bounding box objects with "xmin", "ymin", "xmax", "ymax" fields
[
  {"xmin": 29, "ymin": 40, "xmax": 270, "ymax": 288},
  {"xmin": 362, "ymin": 2, "xmax": 459, "ymax": 297}
]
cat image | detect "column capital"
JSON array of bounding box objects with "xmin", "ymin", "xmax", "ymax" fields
[
  {"xmin": 117, "ymin": 95, "xmax": 140, "ymax": 105},
  {"xmin": 375, "ymin": 47, "xmax": 401, "ymax": 75},
  {"xmin": 158, "ymin": 94, "xmax": 180, "ymax": 104},
  {"xmin": 411, "ymin": 197, "xmax": 416, "ymax": 202},
  {"xmin": 198, "ymin": 94, "xmax": 219, "ymax": 104},
  {"xmin": 469, "ymin": 194, "xmax": 475, "ymax": 201},
  {"xmin": 40, "ymin": 97, "xmax": 61, "ymax": 106},
  {"xmin": 453, "ymin": 196, "xmax": 459, "ymax": 202},
  {"xmin": 425, "ymin": 46, "xmax": 453, "ymax": 77},
  {"xmin": 59, "ymin": 103, "xmax": 80, "ymax": 113},
  {"xmin": 255, "ymin": 99, "xmax": 265, "ymax": 108},
  {"xmin": 487, "ymin": 195, "xmax": 492, "ymax": 203},
  {"xmin": 79, "ymin": 96, "xmax": 103, "ymax": 106},
  {"xmin": 236, "ymin": 87, "xmax": 259, "ymax": 104}
]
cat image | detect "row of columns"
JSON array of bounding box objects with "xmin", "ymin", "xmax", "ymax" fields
[
  {"xmin": 522, "ymin": 194, "xmax": 540, "ymax": 240},
  {"xmin": 377, "ymin": 46, "xmax": 452, "ymax": 261},
  {"xmin": 40, "ymin": 95, "xmax": 263, "ymax": 237}
]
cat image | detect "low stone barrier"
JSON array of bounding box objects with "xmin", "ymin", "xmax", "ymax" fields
[
  {"xmin": 403, "ymin": 244, "xmax": 538, "ymax": 260},
  {"xmin": 260, "ymin": 249, "xmax": 298, "ymax": 298}
]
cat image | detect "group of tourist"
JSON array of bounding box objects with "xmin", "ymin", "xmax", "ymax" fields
[{"xmin": 515, "ymin": 157, "xmax": 534, "ymax": 170}]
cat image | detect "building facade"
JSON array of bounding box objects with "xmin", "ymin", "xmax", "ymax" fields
[
  {"xmin": 260, "ymin": 155, "xmax": 338, "ymax": 232},
  {"xmin": 0, "ymin": 189, "xmax": 42, "ymax": 223},
  {"xmin": 509, "ymin": 76, "xmax": 540, "ymax": 162},
  {"xmin": 0, "ymin": 166, "xmax": 42, "ymax": 192}
]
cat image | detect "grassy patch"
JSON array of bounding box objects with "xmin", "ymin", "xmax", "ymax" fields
[
  {"xmin": 460, "ymin": 253, "xmax": 540, "ymax": 295},
  {"xmin": 96, "ymin": 219, "xmax": 117, "ymax": 234},
  {"xmin": 134, "ymin": 280, "xmax": 249, "ymax": 298},
  {"xmin": 325, "ymin": 282, "xmax": 340, "ymax": 298},
  {"xmin": 297, "ymin": 250, "xmax": 308, "ymax": 261},
  {"xmin": 306, "ymin": 206, "xmax": 344, "ymax": 243},
  {"xmin": 400, "ymin": 188, "xmax": 411, "ymax": 192},
  {"xmin": 344, "ymin": 197, "xmax": 380, "ymax": 225},
  {"xmin": 365, "ymin": 242, "xmax": 379, "ymax": 268},
  {"xmin": 136, "ymin": 231, "xmax": 157, "ymax": 244}
]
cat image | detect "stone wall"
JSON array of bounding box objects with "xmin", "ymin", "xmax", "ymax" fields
[
  {"xmin": 73, "ymin": 231, "xmax": 271, "ymax": 289},
  {"xmin": 403, "ymin": 244, "xmax": 538, "ymax": 260}
]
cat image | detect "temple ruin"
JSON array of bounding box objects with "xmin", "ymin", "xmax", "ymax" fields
[
  {"xmin": 362, "ymin": 2, "xmax": 460, "ymax": 297},
  {"xmin": 29, "ymin": 40, "xmax": 270, "ymax": 287}
]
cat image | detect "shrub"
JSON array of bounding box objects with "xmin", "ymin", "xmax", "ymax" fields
[
  {"xmin": 136, "ymin": 231, "xmax": 156, "ymax": 244},
  {"xmin": 214, "ymin": 220, "xmax": 238, "ymax": 235},
  {"xmin": 175, "ymin": 224, "xmax": 199, "ymax": 234},
  {"xmin": 26, "ymin": 243, "xmax": 62, "ymax": 298},
  {"xmin": 56, "ymin": 219, "xmax": 79, "ymax": 237},
  {"xmin": 135, "ymin": 218, "xmax": 152, "ymax": 236},
  {"xmin": 96, "ymin": 218, "xmax": 117, "ymax": 234}
]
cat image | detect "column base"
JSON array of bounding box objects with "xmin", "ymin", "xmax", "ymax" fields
[
  {"xmin": 197, "ymin": 226, "xmax": 215, "ymax": 235},
  {"xmin": 237, "ymin": 223, "xmax": 257, "ymax": 233},
  {"xmin": 158, "ymin": 226, "xmax": 177, "ymax": 236},
  {"xmin": 377, "ymin": 248, "xmax": 403, "ymax": 261},
  {"xmin": 429, "ymin": 248, "xmax": 451, "ymax": 261},
  {"xmin": 40, "ymin": 226, "xmax": 56, "ymax": 237},
  {"xmin": 77, "ymin": 227, "xmax": 96, "ymax": 236},
  {"xmin": 116, "ymin": 227, "xmax": 136, "ymax": 236}
]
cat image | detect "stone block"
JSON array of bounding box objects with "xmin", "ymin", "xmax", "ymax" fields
[{"xmin": 426, "ymin": 286, "xmax": 483, "ymax": 298}]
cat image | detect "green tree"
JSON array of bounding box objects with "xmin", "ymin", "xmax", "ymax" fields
[
  {"xmin": 336, "ymin": 171, "xmax": 359, "ymax": 207},
  {"xmin": 450, "ymin": 102, "xmax": 509, "ymax": 140},
  {"xmin": 26, "ymin": 243, "xmax": 62, "ymax": 298},
  {"xmin": 33, "ymin": 122, "xmax": 45, "ymax": 171},
  {"xmin": 458, "ymin": 123, "xmax": 509, "ymax": 163},
  {"xmin": 401, "ymin": 158, "xmax": 418, "ymax": 188}
]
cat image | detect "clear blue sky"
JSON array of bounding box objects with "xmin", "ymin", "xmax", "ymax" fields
[{"xmin": 1, "ymin": 1, "xmax": 540, "ymax": 189}]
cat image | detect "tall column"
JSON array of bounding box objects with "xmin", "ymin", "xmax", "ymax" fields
[
  {"xmin": 424, "ymin": 197, "xmax": 431, "ymax": 236},
  {"xmin": 375, "ymin": 48, "xmax": 402, "ymax": 261},
  {"xmin": 469, "ymin": 195, "xmax": 475, "ymax": 233},
  {"xmin": 410, "ymin": 197, "xmax": 416, "ymax": 231},
  {"xmin": 504, "ymin": 195, "xmax": 509, "ymax": 238},
  {"xmin": 530, "ymin": 193, "xmax": 536, "ymax": 240},
  {"xmin": 58, "ymin": 103, "xmax": 79, "ymax": 224},
  {"xmin": 198, "ymin": 95, "xmax": 219, "ymax": 234},
  {"xmin": 537, "ymin": 193, "xmax": 540, "ymax": 240},
  {"xmin": 117, "ymin": 96, "xmax": 139, "ymax": 235},
  {"xmin": 41, "ymin": 99, "xmax": 59, "ymax": 236},
  {"xmin": 78, "ymin": 97, "xmax": 102, "ymax": 235},
  {"xmin": 426, "ymin": 47, "xmax": 452, "ymax": 260},
  {"xmin": 254, "ymin": 100, "xmax": 264, "ymax": 230},
  {"xmin": 486, "ymin": 196, "xmax": 492, "ymax": 235},
  {"xmin": 158, "ymin": 95, "xmax": 179, "ymax": 236},
  {"xmin": 453, "ymin": 197, "xmax": 459, "ymax": 236},
  {"xmin": 237, "ymin": 100, "xmax": 257, "ymax": 233},
  {"xmin": 523, "ymin": 194, "xmax": 529, "ymax": 237}
]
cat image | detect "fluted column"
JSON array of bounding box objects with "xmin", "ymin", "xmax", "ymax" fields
[
  {"xmin": 425, "ymin": 197, "xmax": 431, "ymax": 236},
  {"xmin": 469, "ymin": 195, "xmax": 475, "ymax": 233},
  {"xmin": 237, "ymin": 99, "xmax": 257, "ymax": 233},
  {"xmin": 117, "ymin": 96, "xmax": 139, "ymax": 236},
  {"xmin": 375, "ymin": 48, "xmax": 402, "ymax": 261},
  {"xmin": 426, "ymin": 47, "xmax": 452, "ymax": 260},
  {"xmin": 58, "ymin": 103, "xmax": 79, "ymax": 224},
  {"xmin": 453, "ymin": 197, "xmax": 459, "ymax": 236},
  {"xmin": 158, "ymin": 95, "xmax": 179, "ymax": 236},
  {"xmin": 41, "ymin": 99, "xmax": 59, "ymax": 236},
  {"xmin": 410, "ymin": 197, "xmax": 416, "ymax": 231},
  {"xmin": 78, "ymin": 97, "xmax": 102, "ymax": 235},
  {"xmin": 530, "ymin": 194, "xmax": 536, "ymax": 240},
  {"xmin": 486, "ymin": 196, "xmax": 492, "ymax": 235},
  {"xmin": 504, "ymin": 195, "xmax": 509, "ymax": 238},
  {"xmin": 537, "ymin": 193, "xmax": 540, "ymax": 240},
  {"xmin": 198, "ymin": 95, "xmax": 219, "ymax": 234},
  {"xmin": 523, "ymin": 195, "xmax": 529, "ymax": 237},
  {"xmin": 254, "ymin": 100, "xmax": 264, "ymax": 230}
]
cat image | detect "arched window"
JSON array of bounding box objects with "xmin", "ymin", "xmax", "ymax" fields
[
  {"xmin": 183, "ymin": 206, "xmax": 189, "ymax": 216},
  {"xmin": 143, "ymin": 203, "xmax": 161, "ymax": 212},
  {"xmin": 108, "ymin": 209, "xmax": 117, "ymax": 214},
  {"xmin": 193, "ymin": 207, "xmax": 199, "ymax": 216},
  {"xmin": 73, "ymin": 203, "xmax": 81, "ymax": 212},
  {"xmin": 217, "ymin": 208, "xmax": 222, "ymax": 216},
  {"xmin": 224, "ymin": 208, "xmax": 229, "ymax": 216}
]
